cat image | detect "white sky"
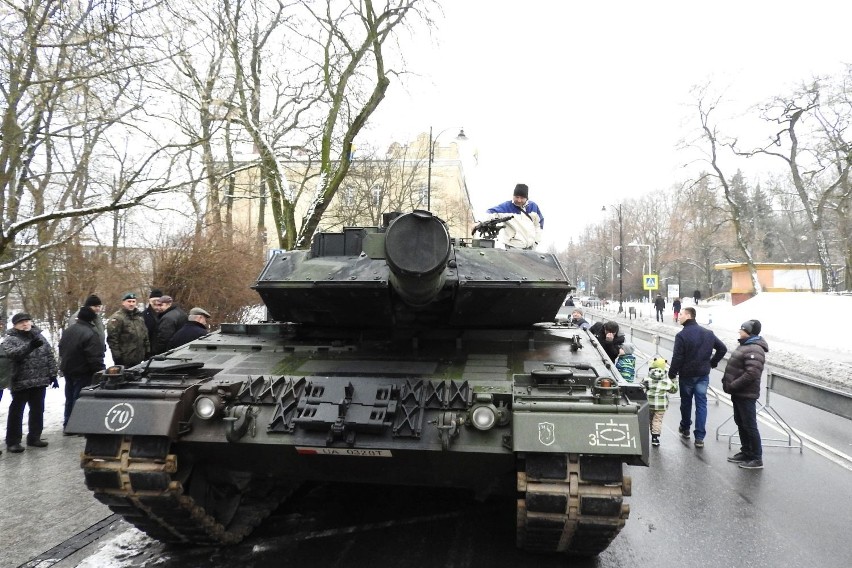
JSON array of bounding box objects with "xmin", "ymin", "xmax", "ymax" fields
[{"xmin": 365, "ymin": 0, "xmax": 852, "ymax": 249}]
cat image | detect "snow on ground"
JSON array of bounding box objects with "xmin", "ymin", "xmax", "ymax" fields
[{"xmin": 595, "ymin": 292, "xmax": 852, "ymax": 391}]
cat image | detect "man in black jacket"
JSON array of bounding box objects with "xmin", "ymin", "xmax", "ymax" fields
[
  {"xmin": 153, "ymin": 295, "xmax": 188, "ymax": 354},
  {"xmin": 721, "ymin": 320, "xmax": 768, "ymax": 469},
  {"xmin": 168, "ymin": 307, "xmax": 212, "ymax": 349},
  {"xmin": 59, "ymin": 307, "xmax": 106, "ymax": 432},
  {"xmin": 669, "ymin": 307, "xmax": 727, "ymax": 447},
  {"xmin": 589, "ymin": 320, "xmax": 625, "ymax": 362}
]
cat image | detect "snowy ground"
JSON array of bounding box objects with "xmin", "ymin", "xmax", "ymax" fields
[{"xmin": 593, "ymin": 291, "xmax": 852, "ymax": 391}]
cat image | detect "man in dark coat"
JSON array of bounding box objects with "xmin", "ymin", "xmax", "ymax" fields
[
  {"xmin": 721, "ymin": 320, "xmax": 769, "ymax": 469},
  {"xmin": 669, "ymin": 307, "xmax": 727, "ymax": 447},
  {"xmin": 589, "ymin": 320, "xmax": 625, "ymax": 362},
  {"xmin": 4, "ymin": 313, "xmax": 59, "ymax": 453},
  {"xmin": 654, "ymin": 294, "xmax": 666, "ymax": 322},
  {"xmin": 83, "ymin": 294, "xmax": 106, "ymax": 349},
  {"xmin": 143, "ymin": 288, "xmax": 162, "ymax": 350},
  {"xmin": 168, "ymin": 307, "xmax": 211, "ymax": 349},
  {"xmin": 59, "ymin": 306, "xmax": 106, "ymax": 431},
  {"xmin": 153, "ymin": 295, "xmax": 188, "ymax": 354}
]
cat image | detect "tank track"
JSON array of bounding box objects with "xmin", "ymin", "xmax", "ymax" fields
[
  {"xmin": 516, "ymin": 453, "xmax": 631, "ymax": 556},
  {"xmin": 80, "ymin": 435, "xmax": 287, "ymax": 545}
]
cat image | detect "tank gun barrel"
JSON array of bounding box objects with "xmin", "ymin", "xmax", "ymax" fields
[{"xmin": 384, "ymin": 210, "xmax": 451, "ymax": 306}]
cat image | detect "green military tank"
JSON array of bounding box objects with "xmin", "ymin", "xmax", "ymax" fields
[{"xmin": 67, "ymin": 210, "xmax": 649, "ymax": 555}]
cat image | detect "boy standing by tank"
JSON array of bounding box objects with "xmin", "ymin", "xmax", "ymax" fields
[
  {"xmin": 615, "ymin": 343, "xmax": 637, "ymax": 382},
  {"xmin": 643, "ymin": 357, "xmax": 678, "ymax": 447}
]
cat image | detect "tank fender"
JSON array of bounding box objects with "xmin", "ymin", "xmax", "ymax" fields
[{"xmin": 512, "ymin": 408, "xmax": 644, "ymax": 457}]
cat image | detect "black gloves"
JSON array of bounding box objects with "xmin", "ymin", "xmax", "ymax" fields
[
  {"xmin": 50, "ymin": 377, "xmax": 59, "ymax": 389},
  {"xmin": 24, "ymin": 338, "xmax": 44, "ymax": 354}
]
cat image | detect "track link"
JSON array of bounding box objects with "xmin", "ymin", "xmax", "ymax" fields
[
  {"xmin": 80, "ymin": 435, "xmax": 287, "ymax": 545},
  {"xmin": 516, "ymin": 453, "xmax": 630, "ymax": 556}
]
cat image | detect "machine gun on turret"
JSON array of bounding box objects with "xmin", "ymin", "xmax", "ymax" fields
[{"xmin": 471, "ymin": 215, "xmax": 513, "ymax": 239}]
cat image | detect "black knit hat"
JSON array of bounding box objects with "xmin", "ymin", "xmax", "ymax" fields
[
  {"xmin": 149, "ymin": 288, "xmax": 163, "ymax": 298},
  {"xmin": 77, "ymin": 307, "xmax": 97, "ymax": 322},
  {"xmin": 513, "ymin": 183, "xmax": 529, "ymax": 199},
  {"xmin": 84, "ymin": 294, "xmax": 102, "ymax": 307},
  {"xmin": 740, "ymin": 319, "xmax": 762, "ymax": 336}
]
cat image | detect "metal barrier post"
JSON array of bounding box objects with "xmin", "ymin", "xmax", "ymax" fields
[{"xmin": 715, "ymin": 374, "xmax": 803, "ymax": 452}]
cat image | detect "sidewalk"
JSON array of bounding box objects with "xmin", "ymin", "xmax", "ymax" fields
[{"xmin": 0, "ymin": 387, "xmax": 111, "ymax": 568}]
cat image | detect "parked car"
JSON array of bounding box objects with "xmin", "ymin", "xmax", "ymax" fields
[{"xmin": 579, "ymin": 295, "xmax": 600, "ymax": 306}]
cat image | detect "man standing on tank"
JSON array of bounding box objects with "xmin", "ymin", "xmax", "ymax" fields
[
  {"xmin": 669, "ymin": 306, "xmax": 727, "ymax": 448},
  {"xmin": 107, "ymin": 292, "xmax": 150, "ymax": 367},
  {"xmin": 480, "ymin": 183, "xmax": 544, "ymax": 250}
]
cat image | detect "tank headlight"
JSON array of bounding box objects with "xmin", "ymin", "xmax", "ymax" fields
[
  {"xmin": 193, "ymin": 396, "xmax": 222, "ymax": 420},
  {"xmin": 470, "ymin": 404, "xmax": 497, "ymax": 431}
]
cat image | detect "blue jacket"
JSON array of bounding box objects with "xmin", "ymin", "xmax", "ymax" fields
[
  {"xmin": 668, "ymin": 319, "xmax": 727, "ymax": 379},
  {"xmin": 486, "ymin": 200, "xmax": 545, "ymax": 228}
]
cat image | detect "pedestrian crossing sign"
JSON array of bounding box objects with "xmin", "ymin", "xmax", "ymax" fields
[{"xmin": 643, "ymin": 274, "xmax": 659, "ymax": 290}]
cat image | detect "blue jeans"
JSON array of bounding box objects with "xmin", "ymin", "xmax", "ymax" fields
[
  {"xmin": 679, "ymin": 375, "xmax": 709, "ymax": 440},
  {"xmin": 63, "ymin": 375, "xmax": 91, "ymax": 428},
  {"xmin": 732, "ymin": 396, "xmax": 762, "ymax": 459}
]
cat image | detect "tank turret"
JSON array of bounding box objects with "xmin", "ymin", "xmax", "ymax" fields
[{"xmin": 254, "ymin": 210, "xmax": 571, "ymax": 328}]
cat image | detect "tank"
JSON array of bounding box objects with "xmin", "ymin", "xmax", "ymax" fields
[{"xmin": 66, "ymin": 210, "xmax": 649, "ymax": 555}]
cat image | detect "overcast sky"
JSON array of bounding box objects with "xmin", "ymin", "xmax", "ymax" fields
[{"xmin": 365, "ymin": 0, "xmax": 852, "ymax": 249}]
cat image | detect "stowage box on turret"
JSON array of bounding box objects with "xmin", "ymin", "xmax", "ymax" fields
[{"xmin": 67, "ymin": 210, "xmax": 649, "ymax": 556}]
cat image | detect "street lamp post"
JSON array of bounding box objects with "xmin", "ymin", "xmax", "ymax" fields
[
  {"xmin": 602, "ymin": 204, "xmax": 624, "ymax": 313},
  {"xmin": 629, "ymin": 240, "xmax": 653, "ymax": 305},
  {"xmin": 427, "ymin": 126, "xmax": 467, "ymax": 211}
]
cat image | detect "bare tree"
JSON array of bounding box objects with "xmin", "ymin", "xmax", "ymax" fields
[
  {"xmin": 737, "ymin": 80, "xmax": 851, "ymax": 291},
  {"xmin": 0, "ymin": 0, "xmax": 196, "ymax": 324},
  {"xmin": 692, "ymin": 88, "xmax": 762, "ymax": 294}
]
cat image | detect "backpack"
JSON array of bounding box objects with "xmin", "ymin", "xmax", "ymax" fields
[{"xmin": 0, "ymin": 342, "xmax": 10, "ymax": 390}]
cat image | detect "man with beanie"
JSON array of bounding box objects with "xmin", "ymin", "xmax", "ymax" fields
[
  {"xmin": 153, "ymin": 295, "xmax": 188, "ymax": 354},
  {"xmin": 83, "ymin": 294, "xmax": 106, "ymax": 348},
  {"xmin": 721, "ymin": 319, "xmax": 769, "ymax": 469},
  {"xmin": 4, "ymin": 313, "xmax": 59, "ymax": 453},
  {"xmin": 480, "ymin": 183, "xmax": 544, "ymax": 250},
  {"xmin": 669, "ymin": 306, "xmax": 727, "ymax": 448},
  {"xmin": 106, "ymin": 293, "xmax": 150, "ymax": 367},
  {"xmin": 58, "ymin": 306, "xmax": 106, "ymax": 432},
  {"xmin": 144, "ymin": 288, "xmax": 163, "ymax": 349},
  {"xmin": 168, "ymin": 307, "xmax": 212, "ymax": 349}
]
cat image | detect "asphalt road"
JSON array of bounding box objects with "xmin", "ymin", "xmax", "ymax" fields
[{"xmin": 3, "ymin": 330, "xmax": 851, "ymax": 568}]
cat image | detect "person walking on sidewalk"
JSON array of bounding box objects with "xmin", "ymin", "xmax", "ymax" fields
[
  {"xmin": 721, "ymin": 319, "xmax": 769, "ymax": 469},
  {"xmin": 654, "ymin": 294, "xmax": 666, "ymax": 322},
  {"xmin": 672, "ymin": 297, "xmax": 682, "ymax": 322},
  {"xmin": 4, "ymin": 313, "xmax": 59, "ymax": 453},
  {"xmin": 669, "ymin": 306, "xmax": 727, "ymax": 448}
]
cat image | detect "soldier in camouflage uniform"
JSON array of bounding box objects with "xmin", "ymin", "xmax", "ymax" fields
[{"xmin": 106, "ymin": 292, "xmax": 150, "ymax": 367}]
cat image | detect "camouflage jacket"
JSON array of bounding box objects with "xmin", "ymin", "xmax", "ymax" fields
[{"xmin": 106, "ymin": 308, "xmax": 150, "ymax": 367}]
